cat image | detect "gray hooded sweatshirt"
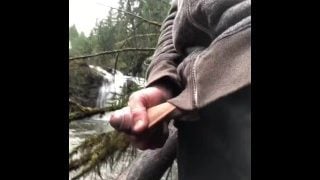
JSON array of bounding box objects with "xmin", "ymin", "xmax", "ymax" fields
[{"xmin": 146, "ymin": 0, "xmax": 251, "ymax": 179}]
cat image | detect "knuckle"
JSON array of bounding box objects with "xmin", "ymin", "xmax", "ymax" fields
[
  {"xmin": 131, "ymin": 109, "xmax": 145, "ymax": 117},
  {"xmin": 129, "ymin": 92, "xmax": 140, "ymax": 102},
  {"xmin": 128, "ymin": 90, "xmax": 148, "ymax": 107}
]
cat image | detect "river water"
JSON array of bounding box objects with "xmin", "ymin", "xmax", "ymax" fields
[
  {"xmin": 69, "ymin": 113, "xmax": 178, "ymax": 180},
  {"xmin": 69, "ymin": 113, "xmax": 129, "ymax": 180},
  {"xmin": 69, "ymin": 65, "xmax": 177, "ymax": 179}
]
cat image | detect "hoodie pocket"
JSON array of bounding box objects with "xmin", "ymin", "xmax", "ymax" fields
[{"xmin": 177, "ymin": 47, "xmax": 205, "ymax": 89}]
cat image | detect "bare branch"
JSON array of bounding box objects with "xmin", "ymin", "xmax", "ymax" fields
[
  {"xmin": 113, "ymin": 21, "xmax": 146, "ymax": 73},
  {"xmin": 115, "ymin": 33, "xmax": 160, "ymax": 47},
  {"xmin": 69, "ymin": 98, "xmax": 92, "ymax": 112},
  {"xmin": 97, "ymin": 3, "xmax": 162, "ymax": 27},
  {"xmin": 69, "ymin": 106, "xmax": 113, "ymax": 122},
  {"xmin": 69, "ymin": 48, "xmax": 155, "ymax": 61}
]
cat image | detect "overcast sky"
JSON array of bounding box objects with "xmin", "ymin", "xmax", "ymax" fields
[{"xmin": 69, "ymin": 0, "xmax": 119, "ymax": 36}]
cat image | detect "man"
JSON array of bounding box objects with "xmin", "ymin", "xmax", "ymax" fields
[{"xmin": 110, "ymin": 0, "xmax": 251, "ymax": 179}]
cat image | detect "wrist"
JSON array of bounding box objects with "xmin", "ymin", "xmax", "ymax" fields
[
  {"xmin": 146, "ymin": 77, "xmax": 181, "ymax": 100},
  {"xmin": 153, "ymin": 85, "xmax": 173, "ymax": 100}
]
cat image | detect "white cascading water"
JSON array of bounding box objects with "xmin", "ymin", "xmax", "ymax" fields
[
  {"xmin": 69, "ymin": 66, "xmax": 173, "ymax": 180},
  {"xmin": 88, "ymin": 65, "xmax": 146, "ymax": 120},
  {"xmin": 94, "ymin": 66, "xmax": 125, "ymax": 108}
]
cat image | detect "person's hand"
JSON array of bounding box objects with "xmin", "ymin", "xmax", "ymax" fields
[{"xmin": 109, "ymin": 85, "xmax": 173, "ymax": 150}]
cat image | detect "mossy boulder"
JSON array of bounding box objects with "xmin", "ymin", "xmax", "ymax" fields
[{"xmin": 69, "ymin": 61, "xmax": 104, "ymax": 108}]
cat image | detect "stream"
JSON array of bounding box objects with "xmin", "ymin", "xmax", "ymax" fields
[{"xmin": 69, "ymin": 65, "xmax": 177, "ymax": 180}]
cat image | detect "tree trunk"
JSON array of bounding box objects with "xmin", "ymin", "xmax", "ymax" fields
[{"xmin": 117, "ymin": 124, "xmax": 177, "ymax": 180}]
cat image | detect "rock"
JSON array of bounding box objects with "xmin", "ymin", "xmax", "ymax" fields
[
  {"xmin": 69, "ymin": 61, "xmax": 104, "ymax": 108},
  {"xmin": 70, "ymin": 62, "xmax": 145, "ymax": 110}
]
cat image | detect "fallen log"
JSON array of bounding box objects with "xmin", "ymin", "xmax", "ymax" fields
[{"xmin": 117, "ymin": 124, "xmax": 177, "ymax": 180}]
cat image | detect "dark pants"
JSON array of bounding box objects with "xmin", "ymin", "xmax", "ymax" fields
[{"xmin": 175, "ymin": 86, "xmax": 251, "ymax": 180}]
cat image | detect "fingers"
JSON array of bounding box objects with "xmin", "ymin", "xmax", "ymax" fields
[
  {"xmin": 131, "ymin": 107, "xmax": 148, "ymax": 133},
  {"xmin": 128, "ymin": 92, "xmax": 149, "ymax": 134},
  {"xmin": 109, "ymin": 87, "xmax": 174, "ymax": 150}
]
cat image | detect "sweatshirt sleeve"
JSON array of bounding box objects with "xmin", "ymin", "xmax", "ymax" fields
[{"xmin": 145, "ymin": 0, "xmax": 182, "ymax": 96}]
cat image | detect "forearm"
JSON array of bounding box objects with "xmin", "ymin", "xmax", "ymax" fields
[{"xmin": 146, "ymin": 0, "xmax": 182, "ymax": 96}]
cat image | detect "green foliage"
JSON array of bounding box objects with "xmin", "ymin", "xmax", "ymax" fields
[
  {"xmin": 69, "ymin": 25, "xmax": 79, "ymax": 41},
  {"xmin": 69, "ymin": 0, "xmax": 171, "ymax": 77},
  {"xmin": 69, "ymin": 0, "xmax": 172, "ymax": 179},
  {"xmin": 69, "ymin": 28, "xmax": 92, "ymax": 57},
  {"xmin": 69, "ymin": 131, "xmax": 135, "ymax": 180}
]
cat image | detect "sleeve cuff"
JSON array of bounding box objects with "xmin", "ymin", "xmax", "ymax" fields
[{"xmin": 146, "ymin": 60, "xmax": 182, "ymax": 97}]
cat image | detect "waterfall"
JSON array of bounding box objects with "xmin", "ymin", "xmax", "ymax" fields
[
  {"xmin": 89, "ymin": 65, "xmax": 121, "ymax": 108},
  {"xmin": 89, "ymin": 65, "xmax": 146, "ymax": 109}
]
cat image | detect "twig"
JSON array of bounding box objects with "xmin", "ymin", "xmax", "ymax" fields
[
  {"xmin": 97, "ymin": 3, "xmax": 162, "ymax": 27},
  {"xmin": 113, "ymin": 22, "xmax": 150, "ymax": 73},
  {"xmin": 114, "ymin": 33, "xmax": 159, "ymax": 47},
  {"xmin": 69, "ymin": 48, "xmax": 155, "ymax": 61},
  {"xmin": 69, "ymin": 106, "xmax": 114, "ymax": 122},
  {"xmin": 69, "ymin": 98, "xmax": 92, "ymax": 112}
]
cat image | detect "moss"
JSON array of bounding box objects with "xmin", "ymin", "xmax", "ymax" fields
[{"xmin": 69, "ymin": 131, "xmax": 135, "ymax": 180}]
